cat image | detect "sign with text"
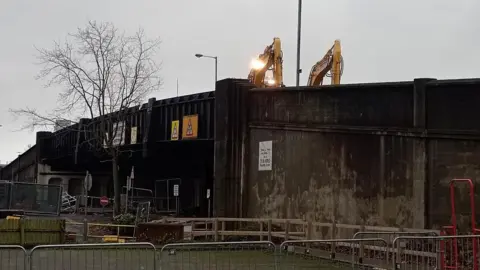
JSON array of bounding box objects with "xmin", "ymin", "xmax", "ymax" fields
[
  {"xmin": 171, "ymin": 120, "xmax": 179, "ymax": 140},
  {"xmin": 182, "ymin": 115, "xmax": 198, "ymax": 139},
  {"xmin": 258, "ymin": 140, "xmax": 272, "ymax": 171},
  {"xmin": 131, "ymin": 127, "xmax": 138, "ymax": 144},
  {"xmin": 173, "ymin": 184, "xmax": 179, "ymax": 197},
  {"xmin": 100, "ymin": 196, "xmax": 109, "ymax": 207}
]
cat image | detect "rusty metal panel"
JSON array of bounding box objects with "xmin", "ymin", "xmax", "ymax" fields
[{"xmin": 249, "ymin": 83, "xmax": 414, "ymax": 128}]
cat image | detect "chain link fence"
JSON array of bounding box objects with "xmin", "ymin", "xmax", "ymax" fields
[{"xmin": 0, "ymin": 182, "xmax": 62, "ymax": 216}]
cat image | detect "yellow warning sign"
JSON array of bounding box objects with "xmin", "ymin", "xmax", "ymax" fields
[
  {"xmin": 182, "ymin": 115, "xmax": 198, "ymax": 139},
  {"xmin": 171, "ymin": 120, "xmax": 179, "ymax": 140}
]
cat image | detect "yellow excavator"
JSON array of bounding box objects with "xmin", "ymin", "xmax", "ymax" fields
[
  {"xmin": 307, "ymin": 39, "xmax": 343, "ymax": 86},
  {"xmin": 248, "ymin": 37, "xmax": 284, "ymax": 88}
]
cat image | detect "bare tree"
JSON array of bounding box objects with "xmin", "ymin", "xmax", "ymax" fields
[{"xmin": 12, "ymin": 21, "xmax": 162, "ymax": 214}]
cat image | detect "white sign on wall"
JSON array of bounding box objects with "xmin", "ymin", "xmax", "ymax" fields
[
  {"xmin": 258, "ymin": 140, "xmax": 273, "ymax": 171},
  {"xmin": 131, "ymin": 127, "xmax": 138, "ymax": 144},
  {"xmin": 173, "ymin": 184, "xmax": 179, "ymax": 197}
]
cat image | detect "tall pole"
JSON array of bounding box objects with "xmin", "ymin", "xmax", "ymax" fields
[
  {"xmin": 195, "ymin": 54, "xmax": 218, "ymax": 90},
  {"xmin": 295, "ymin": 0, "xmax": 303, "ymax": 87},
  {"xmin": 214, "ymin": 57, "xmax": 218, "ymax": 89}
]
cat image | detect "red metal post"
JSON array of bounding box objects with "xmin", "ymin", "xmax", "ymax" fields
[{"xmin": 446, "ymin": 179, "xmax": 478, "ymax": 270}]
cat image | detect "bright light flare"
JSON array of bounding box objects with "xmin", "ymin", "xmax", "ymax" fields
[
  {"xmin": 250, "ymin": 58, "xmax": 266, "ymax": 70},
  {"xmin": 266, "ymin": 79, "xmax": 276, "ymax": 86}
]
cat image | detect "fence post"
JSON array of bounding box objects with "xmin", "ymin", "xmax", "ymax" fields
[
  {"xmin": 331, "ymin": 220, "xmax": 337, "ymax": 259},
  {"xmin": 359, "ymin": 224, "xmax": 365, "ymax": 264},
  {"xmin": 83, "ymin": 218, "xmax": 88, "ymax": 242},
  {"xmin": 284, "ymin": 220, "xmax": 290, "ymax": 241},
  {"xmin": 221, "ymin": 221, "xmax": 226, "ymax": 241},
  {"xmin": 20, "ymin": 218, "xmax": 25, "ymax": 246},
  {"xmin": 395, "ymin": 226, "xmax": 404, "ymax": 267},
  {"xmin": 306, "ymin": 221, "xmax": 312, "ymax": 249},
  {"xmin": 259, "ymin": 221, "xmax": 264, "ymax": 241},
  {"xmin": 214, "ymin": 218, "xmax": 219, "ymax": 242},
  {"xmin": 190, "ymin": 221, "xmax": 195, "ymax": 240},
  {"xmin": 267, "ymin": 219, "xmax": 272, "ymax": 242},
  {"xmin": 205, "ymin": 219, "xmax": 208, "ymax": 239}
]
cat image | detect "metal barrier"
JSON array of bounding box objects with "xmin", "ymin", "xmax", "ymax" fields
[
  {"xmin": 279, "ymin": 238, "xmax": 389, "ymax": 269},
  {"xmin": 392, "ymin": 234, "xmax": 480, "ymax": 269},
  {"xmin": 160, "ymin": 241, "xmax": 276, "ymax": 270},
  {"xmin": 65, "ymin": 221, "xmax": 137, "ymax": 243},
  {"xmin": 0, "ymin": 182, "xmax": 62, "ymax": 216},
  {"xmin": 0, "ymin": 245, "xmax": 28, "ymax": 270},
  {"xmin": 29, "ymin": 242, "xmax": 156, "ymax": 270},
  {"xmin": 354, "ymin": 231, "xmax": 438, "ymax": 250}
]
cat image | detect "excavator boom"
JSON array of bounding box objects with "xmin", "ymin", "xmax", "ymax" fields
[
  {"xmin": 248, "ymin": 38, "xmax": 284, "ymax": 88},
  {"xmin": 307, "ymin": 40, "xmax": 343, "ymax": 86}
]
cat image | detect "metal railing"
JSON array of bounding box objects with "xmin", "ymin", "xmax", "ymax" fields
[
  {"xmin": 279, "ymin": 238, "xmax": 389, "ymax": 269},
  {"xmin": 65, "ymin": 221, "xmax": 137, "ymax": 243}
]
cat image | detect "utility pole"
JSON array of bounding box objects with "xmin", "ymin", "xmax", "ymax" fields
[{"xmin": 295, "ymin": 0, "xmax": 303, "ymax": 87}]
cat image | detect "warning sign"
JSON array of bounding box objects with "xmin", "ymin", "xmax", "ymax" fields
[
  {"xmin": 182, "ymin": 115, "xmax": 198, "ymax": 139},
  {"xmin": 171, "ymin": 120, "xmax": 179, "ymax": 140}
]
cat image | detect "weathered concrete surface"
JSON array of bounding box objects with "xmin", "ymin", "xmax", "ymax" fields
[
  {"xmin": 428, "ymin": 139, "xmax": 480, "ymax": 230},
  {"xmin": 248, "ymin": 129, "xmax": 425, "ymax": 228},
  {"xmin": 211, "ymin": 78, "xmax": 480, "ymax": 230},
  {"xmin": 244, "ymin": 82, "xmax": 426, "ymax": 228}
]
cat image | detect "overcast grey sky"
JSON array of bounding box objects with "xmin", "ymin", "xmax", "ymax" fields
[{"xmin": 0, "ymin": 0, "xmax": 479, "ymax": 163}]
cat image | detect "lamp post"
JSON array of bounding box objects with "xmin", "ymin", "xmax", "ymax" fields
[
  {"xmin": 195, "ymin": 54, "xmax": 218, "ymax": 89},
  {"xmin": 296, "ymin": 0, "xmax": 303, "ymax": 87}
]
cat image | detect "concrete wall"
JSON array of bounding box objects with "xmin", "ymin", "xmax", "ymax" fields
[
  {"xmin": 247, "ymin": 130, "xmax": 425, "ymax": 228},
  {"xmin": 0, "ymin": 145, "xmax": 37, "ymax": 182},
  {"xmin": 245, "ymin": 82, "xmax": 425, "ymax": 228},
  {"xmin": 215, "ymin": 78, "xmax": 480, "ymax": 230},
  {"xmin": 37, "ymin": 163, "xmax": 110, "ymax": 197}
]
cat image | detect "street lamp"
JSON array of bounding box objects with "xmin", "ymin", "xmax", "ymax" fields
[
  {"xmin": 195, "ymin": 54, "xmax": 218, "ymax": 89},
  {"xmin": 296, "ymin": 0, "xmax": 303, "ymax": 87}
]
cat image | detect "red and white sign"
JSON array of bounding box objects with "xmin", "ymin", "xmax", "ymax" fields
[{"xmin": 100, "ymin": 196, "xmax": 109, "ymax": 207}]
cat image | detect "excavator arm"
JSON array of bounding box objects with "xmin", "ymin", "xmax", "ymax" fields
[
  {"xmin": 307, "ymin": 40, "xmax": 343, "ymax": 86},
  {"xmin": 248, "ymin": 37, "xmax": 284, "ymax": 88}
]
